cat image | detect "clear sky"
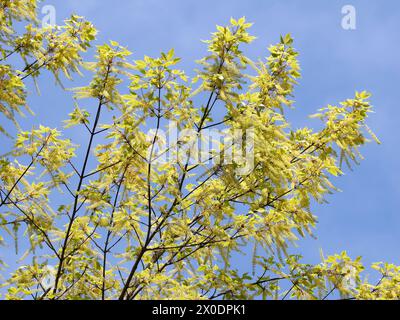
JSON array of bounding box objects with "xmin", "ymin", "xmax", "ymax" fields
[{"xmin": 3, "ymin": 0, "xmax": 400, "ymax": 282}]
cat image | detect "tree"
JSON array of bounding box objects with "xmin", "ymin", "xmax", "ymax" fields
[{"xmin": 0, "ymin": 3, "xmax": 398, "ymax": 300}]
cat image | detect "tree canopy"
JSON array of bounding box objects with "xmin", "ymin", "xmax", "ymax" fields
[{"xmin": 0, "ymin": 2, "xmax": 399, "ymax": 300}]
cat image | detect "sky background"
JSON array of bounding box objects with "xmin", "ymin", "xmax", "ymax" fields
[{"xmin": 2, "ymin": 0, "xmax": 400, "ymax": 285}]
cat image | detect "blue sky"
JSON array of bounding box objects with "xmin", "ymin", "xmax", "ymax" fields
[{"xmin": 3, "ymin": 0, "xmax": 400, "ymax": 284}]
